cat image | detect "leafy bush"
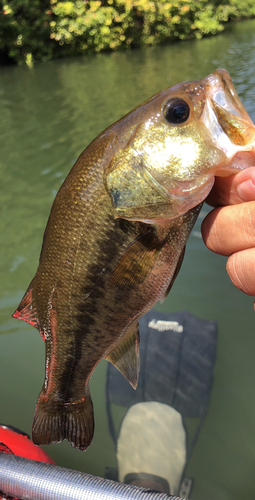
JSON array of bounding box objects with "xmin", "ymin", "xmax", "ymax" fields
[
  {"xmin": 0, "ymin": 0, "xmax": 54, "ymax": 65},
  {"xmin": 0, "ymin": 0, "xmax": 255, "ymax": 65}
]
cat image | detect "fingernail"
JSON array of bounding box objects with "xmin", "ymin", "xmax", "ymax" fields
[{"xmin": 237, "ymin": 177, "xmax": 255, "ymax": 201}]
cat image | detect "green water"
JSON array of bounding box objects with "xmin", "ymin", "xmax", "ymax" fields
[{"xmin": 1, "ymin": 18, "xmax": 255, "ymax": 499}]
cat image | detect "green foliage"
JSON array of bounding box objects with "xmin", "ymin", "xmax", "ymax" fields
[
  {"xmin": 0, "ymin": 0, "xmax": 54, "ymax": 65},
  {"xmin": 1, "ymin": 0, "xmax": 255, "ymax": 65}
]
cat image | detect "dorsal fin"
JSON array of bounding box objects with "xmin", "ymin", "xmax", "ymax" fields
[
  {"xmin": 105, "ymin": 321, "xmax": 140, "ymax": 389},
  {"xmin": 12, "ymin": 280, "xmax": 39, "ymax": 331}
]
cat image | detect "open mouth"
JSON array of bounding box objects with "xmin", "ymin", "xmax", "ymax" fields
[
  {"xmin": 205, "ymin": 69, "xmax": 253, "ymax": 125},
  {"xmin": 201, "ymin": 69, "xmax": 255, "ymax": 174}
]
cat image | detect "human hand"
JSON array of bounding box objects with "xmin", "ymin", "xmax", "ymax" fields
[{"xmin": 201, "ymin": 167, "xmax": 255, "ymax": 298}]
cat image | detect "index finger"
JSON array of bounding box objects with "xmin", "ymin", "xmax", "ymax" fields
[
  {"xmin": 201, "ymin": 201, "xmax": 255, "ymax": 256},
  {"xmin": 206, "ymin": 167, "xmax": 255, "ymax": 207}
]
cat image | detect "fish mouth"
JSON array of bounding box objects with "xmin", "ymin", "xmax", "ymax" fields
[{"xmin": 202, "ymin": 68, "xmax": 255, "ymax": 175}]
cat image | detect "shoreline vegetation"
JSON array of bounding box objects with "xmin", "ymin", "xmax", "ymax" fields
[{"xmin": 1, "ymin": 0, "xmax": 255, "ymax": 66}]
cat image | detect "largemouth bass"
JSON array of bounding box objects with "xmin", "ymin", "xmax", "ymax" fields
[{"xmin": 13, "ymin": 69, "xmax": 255, "ymax": 451}]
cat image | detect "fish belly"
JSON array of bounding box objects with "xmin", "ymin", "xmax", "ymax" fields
[{"xmin": 31, "ymin": 203, "xmax": 201, "ymax": 450}]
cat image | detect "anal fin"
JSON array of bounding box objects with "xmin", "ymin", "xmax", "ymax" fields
[
  {"xmin": 105, "ymin": 321, "xmax": 140, "ymax": 389},
  {"xmin": 162, "ymin": 246, "xmax": 186, "ymax": 302}
]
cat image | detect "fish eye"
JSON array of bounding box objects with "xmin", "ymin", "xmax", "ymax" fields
[{"xmin": 163, "ymin": 98, "xmax": 190, "ymax": 124}]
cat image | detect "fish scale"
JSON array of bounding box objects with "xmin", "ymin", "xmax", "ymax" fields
[{"xmin": 13, "ymin": 69, "xmax": 255, "ymax": 450}]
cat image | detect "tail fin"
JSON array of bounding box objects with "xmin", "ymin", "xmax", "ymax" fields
[{"xmin": 32, "ymin": 392, "xmax": 94, "ymax": 451}]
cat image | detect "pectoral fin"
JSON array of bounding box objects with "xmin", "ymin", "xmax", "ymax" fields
[
  {"xmin": 105, "ymin": 321, "xmax": 140, "ymax": 389},
  {"xmin": 108, "ymin": 229, "xmax": 165, "ymax": 288}
]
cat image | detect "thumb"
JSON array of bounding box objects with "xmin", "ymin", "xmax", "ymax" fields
[{"xmin": 206, "ymin": 166, "xmax": 255, "ymax": 207}]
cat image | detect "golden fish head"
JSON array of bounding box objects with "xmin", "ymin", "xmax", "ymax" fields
[{"xmin": 105, "ymin": 68, "xmax": 255, "ymax": 222}]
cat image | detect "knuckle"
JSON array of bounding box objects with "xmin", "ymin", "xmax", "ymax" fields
[
  {"xmin": 226, "ymin": 254, "xmax": 244, "ymax": 290},
  {"xmin": 201, "ymin": 208, "xmax": 226, "ymax": 254},
  {"xmin": 240, "ymin": 202, "xmax": 255, "ymax": 242},
  {"xmin": 227, "ymin": 251, "xmax": 255, "ymax": 296}
]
